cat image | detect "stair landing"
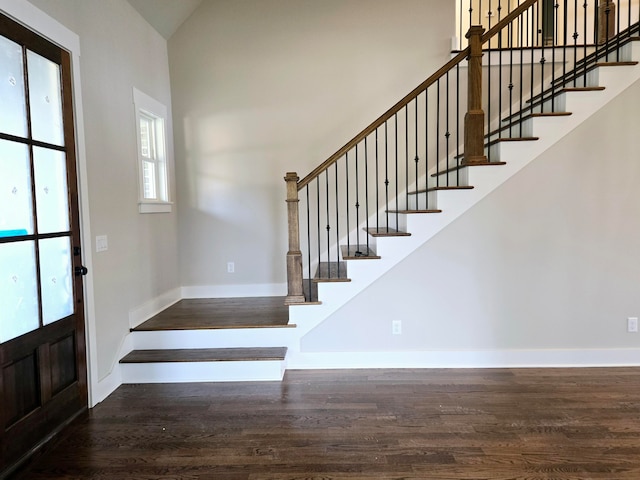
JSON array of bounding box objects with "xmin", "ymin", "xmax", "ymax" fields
[{"xmin": 121, "ymin": 297, "xmax": 292, "ymax": 383}]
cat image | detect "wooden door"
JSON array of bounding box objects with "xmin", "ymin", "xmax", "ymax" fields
[{"xmin": 0, "ymin": 13, "xmax": 88, "ymax": 477}]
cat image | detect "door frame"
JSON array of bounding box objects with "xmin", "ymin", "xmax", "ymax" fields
[{"xmin": 0, "ymin": 0, "xmax": 99, "ymax": 407}]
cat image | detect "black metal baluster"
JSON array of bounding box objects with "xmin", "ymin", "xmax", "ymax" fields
[
  {"xmin": 436, "ymin": 79, "xmax": 441, "ymax": 186},
  {"xmin": 334, "ymin": 161, "xmax": 339, "ymax": 277},
  {"xmin": 616, "ymin": 0, "xmax": 621, "ymax": 60},
  {"xmin": 563, "ymin": 0, "xmax": 568, "ymax": 80},
  {"xmin": 531, "ymin": 4, "xmax": 535, "ymax": 111},
  {"xmin": 385, "ymin": 122, "xmax": 389, "ymax": 231},
  {"xmin": 425, "ymin": 87, "xmax": 429, "ymax": 209},
  {"xmin": 519, "ymin": 7, "xmax": 525, "ymax": 127},
  {"xmin": 305, "ymin": 186, "xmax": 311, "ymax": 301},
  {"xmin": 552, "ymin": 0, "xmax": 558, "ymax": 112},
  {"xmin": 364, "ymin": 137, "xmax": 370, "ymax": 252},
  {"xmin": 375, "ymin": 128, "xmax": 379, "ymax": 232},
  {"xmin": 487, "ymin": 27, "xmax": 492, "ymax": 162},
  {"xmin": 584, "ymin": 0, "xmax": 589, "ymax": 84},
  {"xmin": 573, "ymin": 0, "xmax": 579, "ymax": 86},
  {"xmin": 316, "ymin": 176, "xmax": 320, "ymax": 283},
  {"xmin": 498, "ymin": 3, "xmax": 503, "ymax": 141},
  {"xmin": 456, "ymin": 63, "xmax": 461, "ymax": 186},
  {"xmin": 325, "ymin": 169, "xmax": 331, "ymax": 278},
  {"xmin": 394, "ymin": 113, "xmax": 398, "ymax": 229},
  {"xmin": 344, "ymin": 152, "xmax": 349, "ymax": 262},
  {"xmin": 355, "ymin": 146, "xmax": 361, "ymax": 256},
  {"xmin": 414, "ymin": 97, "xmax": 419, "ymax": 211},
  {"xmin": 405, "ymin": 105, "xmax": 409, "ymax": 211},
  {"xmin": 446, "ymin": 70, "xmax": 451, "ymax": 182},
  {"xmin": 508, "ymin": 21, "xmax": 514, "ymax": 136}
]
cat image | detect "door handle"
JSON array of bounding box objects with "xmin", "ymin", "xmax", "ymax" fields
[{"xmin": 75, "ymin": 266, "xmax": 88, "ymax": 277}]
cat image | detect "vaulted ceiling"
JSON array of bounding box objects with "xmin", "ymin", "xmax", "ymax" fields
[{"xmin": 127, "ymin": 0, "xmax": 202, "ymax": 39}]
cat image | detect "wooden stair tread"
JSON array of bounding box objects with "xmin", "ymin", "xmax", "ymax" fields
[
  {"xmin": 452, "ymin": 137, "xmax": 538, "ymax": 161},
  {"xmin": 131, "ymin": 297, "xmax": 292, "ymax": 331},
  {"xmin": 595, "ymin": 61, "xmax": 639, "ymax": 67},
  {"xmin": 432, "ymin": 161, "xmax": 506, "ymax": 177},
  {"xmin": 501, "ymin": 110, "xmax": 572, "ymax": 124},
  {"xmin": 365, "ymin": 227, "xmax": 411, "ymax": 237},
  {"xmin": 386, "ymin": 209, "xmax": 442, "ymax": 214},
  {"xmin": 525, "ymin": 86, "xmax": 605, "ymax": 106},
  {"xmin": 341, "ymin": 245, "xmax": 380, "ymax": 260},
  {"xmin": 314, "ymin": 262, "xmax": 350, "ymax": 282},
  {"xmin": 120, "ymin": 347, "xmax": 288, "ymax": 364},
  {"xmin": 409, "ymin": 185, "xmax": 474, "ymax": 194}
]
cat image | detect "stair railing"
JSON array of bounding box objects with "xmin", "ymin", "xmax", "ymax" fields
[{"xmin": 285, "ymin": 0, "xmax": 639, "ymax": 304}]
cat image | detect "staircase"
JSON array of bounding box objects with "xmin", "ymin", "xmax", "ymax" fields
[{"xmin": 121, "ymin": 0, "xmax": 640, "ymax": 382}]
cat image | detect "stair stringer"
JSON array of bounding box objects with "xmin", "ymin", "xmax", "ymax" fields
[{"xmin": 287, "ymin": 51, "xmax": 640, "ymax": 365}]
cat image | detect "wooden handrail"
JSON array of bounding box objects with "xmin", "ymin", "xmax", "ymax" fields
[
  {"xmin": 298, "ymin": 0, "xmax": 539, "ymax": 190},
  {"xmin": 481, "ymin": 0, "xmax": 538, "ymax": 44}
]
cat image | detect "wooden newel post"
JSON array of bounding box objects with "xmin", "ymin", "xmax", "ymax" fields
[
  {"xmin": 463, "ymin": 26, "xmax": 488, "ymax": 166},
  {"xmin": 284, "ymin": 172, "xmax": 305, "ymax": 305},
  {"xmin": 597, "ymin": 0, "xmax": 616, "ymax": 45}
]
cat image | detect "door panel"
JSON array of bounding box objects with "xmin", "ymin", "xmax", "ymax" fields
[{"xmin": 0, "ymin": 12, "xmax": 87, "ymax": 477}]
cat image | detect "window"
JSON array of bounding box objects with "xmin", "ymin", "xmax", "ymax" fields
[{"xmin": 133, "ymin": 88, "xmax": 171, "ymax": 213}]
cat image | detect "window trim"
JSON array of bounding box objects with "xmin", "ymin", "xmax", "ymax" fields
[{"xmin": 133, "ymin": 87, "xmax": 172, "ymax": 214}]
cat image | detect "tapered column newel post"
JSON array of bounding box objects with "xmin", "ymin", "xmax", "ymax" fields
[
  {"xmin": 284, "ymin": 172, "xmax": 305, "ymax": 305},
  {"xmin": 463, "ymin": 25, "xmax": 488, "ymax": 165}
]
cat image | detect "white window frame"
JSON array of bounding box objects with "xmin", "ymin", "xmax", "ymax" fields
[{"xmin": 133, "ymin": 87, "xmax": 172, "ymax": 213}]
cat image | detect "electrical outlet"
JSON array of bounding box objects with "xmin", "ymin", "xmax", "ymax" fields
[
  {"xmin": 628, "ymin": 317, "xmax": 638, "ymax": 333},
  {"xmin": 392, "ymin": 320, "xmax": 402, "ymax": 335},
  {"xmin": 227, "ymin": 262, "xmax": 235, "ymax": 273}
]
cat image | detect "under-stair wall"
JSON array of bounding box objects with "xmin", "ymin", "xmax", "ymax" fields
[{"xmin": 292, "ymin": 74, "xmax": 640, "ymax": 368}]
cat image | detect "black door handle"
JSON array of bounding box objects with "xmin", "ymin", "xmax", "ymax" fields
[{"xmin": 75, "ymin": 266, "xmax": 88, "ymax": 277}]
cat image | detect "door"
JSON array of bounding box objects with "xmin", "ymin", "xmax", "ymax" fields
[{"xmin": 0, "ymin": 12, "xmax": 87, "ymax": 476}]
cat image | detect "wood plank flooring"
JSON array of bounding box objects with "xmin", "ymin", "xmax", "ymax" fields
[
  {"xmin": 132, "ymin": 297, "xmax": 292, "ymax": 331},
  {"xmin": 13, "ymin": 367, "xmax": 640, "ymax": 479}
]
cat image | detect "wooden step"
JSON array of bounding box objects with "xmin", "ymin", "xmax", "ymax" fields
[
  {"xmin": 131, "ymin": 297, "xmax": 292, "ymax": 331},
  {"xmin": 452, "ymin": 137, "xmax": 538, "ymax": 162},
  {"xmin": 364, "ymin": 227, "xmax": 411, "ymax": 237},
  {"xmin": 314, "ymin": 262, "xmax": 350, "ymax": 282},
  {"xmin": 595, "ymin": 60, "xmax": 639, "ymax": 67},
  {"xmin": 432, "ymin": 161, "xmax": 506, "ymax": 177},
  {"xmin": 526, "ymin": 86, "xmax": 605, "ymax": 105},
  {"xmin": 120, "ymin": 347, "xmax": 288, "ymax": 364},
  {"xmin": 409, "ymin": 185, "xmax": 474, "ymax": 195},
  {"xmin": 386, "ymin": 209, "xmax": 442, "ymax": 214},
  {"xmin": 501, "ymin": 110, "xmax": 572, "ymax": 125},
  {"xmin": 341, "ymin": 245, "xmax": 380, "ymax": 260}
]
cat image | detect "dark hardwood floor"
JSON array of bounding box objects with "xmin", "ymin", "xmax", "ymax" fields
[{"xmin": 12, "ymin": 367, "xmax": 640, "ymax": 479}]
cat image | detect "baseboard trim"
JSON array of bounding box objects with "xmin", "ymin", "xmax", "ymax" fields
[
  {"xmin": 128, "ymin": 287, "xmax": 182, "ymax": 329},
  {"xmin": 287, "ymin": 348, "xmax": 640, "ymax": 370},
  {"xmin": 181, "ymin": 283, "xmax": 287, "ymax": 298}
]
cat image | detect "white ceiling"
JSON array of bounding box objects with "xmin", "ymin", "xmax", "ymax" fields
[{"xmin": 127, "ymin": 0, "xmax": 202, "ymax": 39}]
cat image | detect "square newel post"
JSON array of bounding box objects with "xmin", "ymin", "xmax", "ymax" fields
[
  {"xmin": 598, "ymin": 0, "xmax": 616, "ymax": 44},
  {"xmin": 463, "ymin": 25, "xmax": 488, "ymax": 166},
  {"xmin": 284, "ymin": 172, "xmax": 305, "ymax": 305}
]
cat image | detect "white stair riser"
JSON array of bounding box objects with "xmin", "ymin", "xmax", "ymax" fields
[
  {"xmin": 131, "ymin": 327, "xmax": 296, "ymax": 350},
  {"xmin": 120, "ymin": 360, "xmax": 286, "ymax": 384}
]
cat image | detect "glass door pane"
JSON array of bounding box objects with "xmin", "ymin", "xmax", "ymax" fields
[
  {"xmin": 0, "ymin": 241, "xmax": 39, "ymax": 343},
  {"xmin": 33, "ymin": 147, "xmax": 70, "ymax": 234},
  {"xmin": 26, "ymin": 50, "xmax": 63, "ymax": 146},
  {"xmin": 0, "ymin": 35, "xmax": 27, "ymax": 138},
  {"xmin": 0, "ymin": 140, "xmax": 33, "ymax": 237},
  {"xmin": 39, "ymin": 237, "xmax": 73, "ymax": 325}
]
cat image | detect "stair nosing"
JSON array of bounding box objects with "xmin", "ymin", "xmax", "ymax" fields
[{"xmin": 120, "ymin": 347, "xmax": 288, "ymax": 364}]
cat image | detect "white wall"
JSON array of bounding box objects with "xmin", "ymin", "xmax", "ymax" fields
[
  {"xmin": 23, "ymin": 0, "xmax": 180, "ymax": 382},
  {"xmin": 168, "ymin": 0, "xmax": 455, "ymax": 294},
  {"xmin": 302, "ymin": 78, "xmax": 640, "ymax": 358}
]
